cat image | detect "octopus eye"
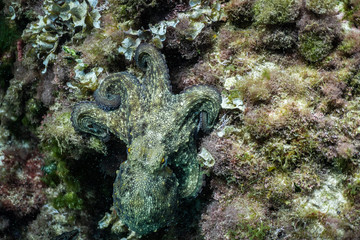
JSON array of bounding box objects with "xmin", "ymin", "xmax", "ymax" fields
[
  {"xmin": 127, "ymin": 148, "xmax": 131, "ymax": 153},
  {"xmin": 160, "ymin": 158, "xmax": 167, "ymax": 166}
]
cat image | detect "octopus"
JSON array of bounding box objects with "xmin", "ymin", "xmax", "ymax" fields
[{"xmin": 71, "ymin": 43, "xmax": 221, "ymax": 235}]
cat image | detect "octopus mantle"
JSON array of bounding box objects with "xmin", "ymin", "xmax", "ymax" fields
[{"xmin": 71, "ymin": 44, "xmax": 221, "ymax": 235}]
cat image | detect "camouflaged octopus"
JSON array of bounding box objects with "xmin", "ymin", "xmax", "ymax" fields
[{"xmin": 71, "ymin": 43, "xmax": 221, "ymax": 235}]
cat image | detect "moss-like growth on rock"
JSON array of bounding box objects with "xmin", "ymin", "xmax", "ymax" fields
[
  {"xmin": 225, "ymin": 0, "xmax": 255, "ymax": 27},
  {"xmin": 107, "ymin": 0, "xmax": 154, "ymax": 26},
  {"xmin": 201, "ymin": 190, "xmax": 269, "ymax": 240},
  {"xmin": 254, "ymin": 0, "xmax": 300, "ymax": 25},
  {"xmin": 305, "ymin": 0, "xmax": 337, "ymax": 15},
  {"xmin": 39, "ymin": 108, "xmax": 106, "ymax": 212},
  {"xmin": 107, "ymin": 0, "xmax": 176, "ymax": 28},
  {"xmin": 349, "ymin": 71, "xmax": 360, "ymax": 95},
  {"xmin": 299, "ymin": 30, "xmax": 334, "ymax": 62},
  {"xmin": 298, "ymin": 18, "xmax": 341, "ymax": 62},
  {"xmin": 342, "ymin": 0, "xmax": 360, "ymax": 27},
  {"xmin": 290, "ymin": 174, "xmax": 349, "ymax": 239},
  {"xmin": 39, "ymin": 109, "xmax": 107, "ymax": 156},
  {"xmin": 74, "ymin": 27, "xmax": 124, "ymax": 68},
  {"xmin": 344, "ymin": 170, "xmax": 360, "ymax": 205},
  {"xmin": 22, "ymin": 98, "xmax": 45, "ymax": 130},
  {"xmin": 338, "ymin": 30, "xmax": 360, "ymax": 56},
  {"xmin": 261, "ymin": 28, "xmax": 297, "ymax": 51}
]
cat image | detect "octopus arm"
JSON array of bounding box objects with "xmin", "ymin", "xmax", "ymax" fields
[
  {"xmin": 94, "ymin": 72, "xmax": 143, "ymax": 111},
  {"xmin": 71, "ymin": 101, "xmax": 129, "ymax": 144},
  {"xmin": 172, "ymin": 142, "xmax": 203, "ymax": 198},
  {"xmin": 176, "ymin": 85, "xmax": 221, "ymax": 134},
  {"xmin": 135, "ymin": 43, "xmax": 171, "ymax": 98}
]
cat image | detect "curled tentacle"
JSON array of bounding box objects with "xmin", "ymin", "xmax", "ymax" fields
[
  {"xmin": 162, "ymin": 85, "xmax": 220, "ymax": 199},
  {"xmin": 134, "ymin": 43, "xmax": 171, "ymax": 98},
  {"xmin": 176, "ymin": 85, "xmax": 221, "ymax": 134},
  {"xmin": 94, "ymin": 90, "xmax": 121, "ymax": 111},
  {"xmin": 94, "ymin": 72, "xmax": 142, "ymax": 111},
  {"xmin": 71, "ymin": 101, "xmax": 129, "ymax": 143},
  {"xmin": 170, "ymin": 142, "xmax": 202, "ymax": 198},
  {"xmin": 71, "ymin": 101, "xmax": 111, "ymax": 141}
]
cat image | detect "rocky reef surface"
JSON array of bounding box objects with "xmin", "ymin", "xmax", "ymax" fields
[{"xmin": 0, "ymin": 0, "xmax": 360, "ymax": 239}]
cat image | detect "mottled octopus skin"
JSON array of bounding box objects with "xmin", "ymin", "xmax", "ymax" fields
[{"xmin": 71, "ymin": 43, "xmax": 221, "ymax": 235}]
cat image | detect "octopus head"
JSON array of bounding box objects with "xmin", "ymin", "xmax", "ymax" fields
[{"xmin": 113, "ymin": 137, "xmax": 180, "ymax": 235}]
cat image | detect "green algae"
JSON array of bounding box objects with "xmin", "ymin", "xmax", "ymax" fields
[
  {"xmin": 338, "ymin": 32, "xmax": 360, "ymax": 56},
  {"xmin": 305, "ymin": 0, "xmax": 337, "ymax": 15},
  {"xmin": 299, "ymin": 31, "xmax": 333, "ymax": 63},
  {"xmin": 107, "ymin": 0, "xmax": 156, "ymax": 25},
  {"xmin": 341, "ymin": 0, "xmax": 360, "ymax": 27},
  {"xmin": 228, "ymin": 221, "xmax": 270, "ymax": 240},
  {"xmin": 261, "ymin": 29, "xmax": 297, "ymax": 51},
  {"xmin": 22, "ymin": 0, "xmax": 101, "ymax": 73},
  {"xmin": 225, "ymin": 0, "xmax": 255, "ymax": 27},
  {"xmin": 202, "ymin": 15, "xmax": 359, "ymax": 235},
  {"xmin": 52, "ymin": 191, "xmax": 84, "ymax": 210},
  {"xmin": 38, "ymin": 108, "xmax": 107, "ymax": 213},
  {"xmin": 350, "ymin": 72, "xmax": 360, "ymax": 95},
  {"xmin": 43, "ymin": 149, "xmax": 84, "ymax": 211},
  {"xmin": 253, "ymin": 0, "xmax": 300, "ymax": 25}
]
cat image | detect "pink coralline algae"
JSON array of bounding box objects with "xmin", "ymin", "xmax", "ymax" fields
[
  {"xmin": 0, "ymin": 148, "xmax": 46, "ymax": 217},
  {"xmin": 200, "ymin": 181, "xmax": 242, "ymax": 240}
]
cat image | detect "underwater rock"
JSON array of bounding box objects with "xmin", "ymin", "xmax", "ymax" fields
[
  {"xmin": 0, "ymin": 147, "xmax": 46, "ymax": 217},
  {"xmin": 71, "ymin": 43, "xmax": 221, "ymax": 235},
  {"xmin": 225, "ymin": 0, "xmax": 255, "ymax": 27},
  {"xmin": 200, "ymin": 180, "xmax": 268, "ymax": 240},
  {"xmin": 297, "ymin": 16, "xmax": 341, "ymax": 63},
  {"xmin": 0, "ymin": 215, "xmax": 10, "ymax": 232},
  {"xmin": 261, "ymin": 28, "xmax": 297, "ymax": 51},
  {"xmin": 51, "ymin": 229, "xmax": 79, "ymax": 240},
  {"xmin": 305, "ymin": 0, "xmax": 336, "ymax": 15},
  {"xmin": 254, "ymin": 0, "xmax": 300, "ymax": 25}
]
